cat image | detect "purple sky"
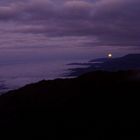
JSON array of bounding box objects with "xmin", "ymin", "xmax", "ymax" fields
[
  {"xmin": 0, "ymin": 0, "xmax": 140, "ymax": 50},
  {"xmin": 0, "ymin": 0, "xmax": 140, "ymax": 92}
]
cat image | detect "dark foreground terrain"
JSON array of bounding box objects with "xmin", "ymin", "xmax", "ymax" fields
[{"xmin": 0, "ymin": 70, "xmax": 140, "ymax": 139}]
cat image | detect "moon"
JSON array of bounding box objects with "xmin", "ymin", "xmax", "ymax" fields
[{"xmin": 108, "ymin": 53, "xmax": 112, "ymax": 58}]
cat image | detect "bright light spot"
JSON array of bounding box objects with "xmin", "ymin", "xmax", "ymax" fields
[{"xmin": 108, "ymin": 53, "xmax": 112, "ymax": 58}]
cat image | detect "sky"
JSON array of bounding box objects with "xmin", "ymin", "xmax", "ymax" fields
[
  {"xmin": 0, "ymin": 0, "xmax": 140, "ymax": 50},
  {"xmin": 0, "ymin": 0, "xmax": 140, "ymax": 92}
]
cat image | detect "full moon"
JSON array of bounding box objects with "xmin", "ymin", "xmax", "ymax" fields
[{"xmin": 108, "ymin": 53, "xmax": 112, "ymax": 58}]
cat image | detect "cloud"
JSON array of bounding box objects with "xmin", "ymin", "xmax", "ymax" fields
[{"xmin": 0, "ymin": 0, "xmax": 140, "ymax": 47}]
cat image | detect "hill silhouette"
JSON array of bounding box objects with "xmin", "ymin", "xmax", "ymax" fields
[
  {"xmin": 0, "ymin": 70, "xmax": 140, "ymax": 139},
  {"xmin": 68, "ymin": 54, "xmax": 140, "ymax": 76}
]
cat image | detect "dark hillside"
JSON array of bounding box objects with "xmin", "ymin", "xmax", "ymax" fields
[{"xmin": 0, "ymin": 70, "xmax": 140, "ymax": 139}]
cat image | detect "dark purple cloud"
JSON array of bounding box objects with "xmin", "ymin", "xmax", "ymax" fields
[{"xmin": 0, "ymin": 0, "xmax": 140, "ymax": 48}]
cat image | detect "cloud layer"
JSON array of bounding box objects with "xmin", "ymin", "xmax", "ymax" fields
[{"xmin": 0, "ymin": 0, "xmax": 140, "ymax": 48}]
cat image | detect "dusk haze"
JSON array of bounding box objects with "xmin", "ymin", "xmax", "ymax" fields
[
  {"xmin": 0, "ymin": 0, "xmax": 140, "ymax": 92},
  {"xmin": 0, "ymin": 0, "xmax": 140, "ymax": 139}
]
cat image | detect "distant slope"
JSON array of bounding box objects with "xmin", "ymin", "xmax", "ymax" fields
[
  {"xmin": 0, "ymin": 70, "xmax": 140, "ymax": 138},
  {"xmin": 68, "ymin": 54, "xmax": 140, "ymax": 76}
]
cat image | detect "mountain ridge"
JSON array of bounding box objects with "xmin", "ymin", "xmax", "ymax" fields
[
  {"xmin": 67, "ymin": 54, "xmax": 140, "ymax": 76},
  {"xmin": 0, "ymin": 70, "xmax": 140, "ymax": 138}
]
